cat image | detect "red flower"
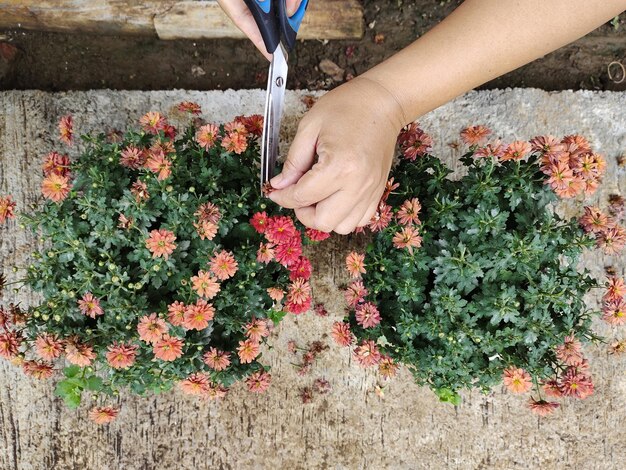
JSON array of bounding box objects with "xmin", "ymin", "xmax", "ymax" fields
[
  {"xmin": 195, "ymin": 202, "xmax": 221, "ymax": 224},
  {"xmin": 250, "ymin": 211, "xmax": 269, "ymax": 233},
  {"xmin": 42, "ymin": 152, "xmax": 71, "ymax": 177},
  {"xmin": 559, "ymin": 368, "xmax": 594, "ymax": 399},
  {"xmin": 0, "ymin": 330, "xmax": 22, "ymax": 359},
  {"xmin": 344, "ymin": 280, "xmax": 368, "ymax": 308},
  {"xmin": 289, "ymin": 256, "xmax": 312, "ymax": 281},
  {"xmin": 274, "ymin": 238, "xmax": 303, "ymax": 266},
  {"xmin": 266, "ymin": 216, "xmax": 298, "ymax": 244}
]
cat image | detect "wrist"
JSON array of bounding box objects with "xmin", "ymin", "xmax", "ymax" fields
[{"xmin": 350, "ymin": 75, "xmax": 409, "ymax": 131}]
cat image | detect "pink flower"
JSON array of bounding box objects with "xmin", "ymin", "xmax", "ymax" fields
[
  {"xmin": 474, "ymin": 141, "xmax": 505, "ymax": 159},
  {"xmin": 355, "ymin": 302, "xmax": 381, "ymax": 328},
  {"xmin": 274, "ymin": 238, "xmax": 303, "ymax": 266},
  {"xmin": 502, "ymin": 367, "xmax": 532, "ymax": 393},
  {"xmin": 555, "ymin": 335, "xmax": 584, "ymax": 365},
  {"xmin": 42, "ymin": 173, "xmax": 71, "ymax": 202},
  {"xmin": 604, "ymin": 276, "xmax": 626, "ymax": 303},
  {"xmin": 221, "ymin": 132, "xmax": 248, "ymax": 154},
  {"xmin": 131, "ymin": 180, "xmax": 149, "ymax": 202},
  {"xmin": 579, "ymin": 206, "xmax": 614, "ymax": 234},
  {"xmin": 542, "ymin": 379, "xmax": 563, "ymax": 398},
  {"xmin": 250, "ymin": 211, "xmax": 269, "ymax": 233},
  {"xmin": 246, "ymin": 370, "xmax": 271, "ymax": 393},
  {"xmin": 34, "ymin": 333, "xmax": 63, "ymax": 361},
  {"xmin": 88, "ymin": 406, "xmax": 119, "ymax": 424},
  {"xmin": 167, "ymin": 301, "xmax": 187, "ymax": 326},
  {"xmin": 289, "ymin": 256, "xmax": 312, "ymax": 281},
  {"xmin": 146, "ymin": 229, "xmax": 177, "ymax": 259},
  {"xmin": 224, "ymin": 121, "xmax": 248, "ymax": 135},
  {"xmin": 460, "ymin": 125, "xmax": 491, "ymax": 146},
  {"xmin": 209, "ymin": 250, "xmax": 238, "ymax": 280},
  {"xmin": 287, "ymin": 278, "xmax": 312, "ymax": 306},
  {"xmin": 177, "ymin": 101, "xmax": 202, "ymax": 115},
  {"xmin": 529, "ymin": 135, "xmax": 565, "ymax": 159},
  {"xmin": 42, "ymin": 151, "xmax": 71, "ymax": 178},
  {"xmin": 106, "ymin": 342, "xmax": 138, "ymax": 369},
  {"xmin": 183, "ymin": 299, "xmax": 215, "ymax": 330},
  {"xmin": 257, "ymin": 243, "xmax": 275, "ymax": 264},
  {"xmin": 0, "ymin": 331, "xmax": 22, "ymax": 359},
  {"xmin": 596, "ymin": 226, "xmax": 626, "ymax": 255},
  {"xmin": 346, "ymin": 252, "xmax": 366, "ymax": 278},
  {"xmin": 396, "ymin": 198, "xmax": 421, "ymax": 226},
  {"xmin": 286, "ymin": 298, "xmax": 311, "ymax": 314},
  {"xmin": 559, "ymin": 369, "xmax": 594, "ymax": 399},
  {"xmin": 78, "ymin": 292, "xmax": 104, "ymax": 318},
  {"xmin": 58, "ymin": 115, "xmax": 73, "ymax": 145},
  {"xmin": 118, "ymin": 213, "xmax": 133, "ymax": 230},
  {"xmin": 137, "ymin": 313, "xmax": 168, "ymax": 344},
  {"xmin": 500, "ymin": 140, "xmax": 532, "ymax": 161},
  {"xmin": 139, "ymin": 111, "xmax": 167, "ymax": 134},
  {"xmin": 153, "ymin": 334, "xmax": 184, "ymax": 361},
  {"xmin": 22, "ymin": 360, "xmax": 55, "ymax": 379},
  {"xmin": 64, "ymin": 340, "xmax": 96, "ymax": 367},
  {"xmin": 120, "ymin": 145, "xmax": 146, "ymax": 169},
  {"xmin": 398, "ymin": 123, "xmax": 433, "ymax": 159},
  {"xmin": 0, "ymin": 195, "xmax": 16, "ymax": 224},
  {"xmin": 602, "ymin": 298, "xmax": 626, "ymax": 325},
  {"xmin": 265, "ymin": 216, "xmax": 298, "ymax": 244},
  {"xmin": 195, "ymin": 202, "xmax": 221, "ymax": 224},
  {"xmin": 528, "ymin": 398, "xmax": 559, "ymax": 417},
  {"xmin": 144, "ymin": 149, "xmax": 172, "ymax": 181},
  {"xmin": 203, "ymin": 347, "xmax": 231, "ymax": 371},
  {"xmin": 191, "ymin": 270, "xmax": 220, "ymax": 299},
  {"xmin": 353, "ymin": 340, "xmax": 382, "ymax": 367},
  {"xmin": 392, "ymin": 226, "xmax": 422, "ymax": 254},
  {"xmin": 237, "ymin": 339, "xmax": 260, "ymax": 363},
  {"xmin": 368, "ymin": 203, "xmax": 393, "ymax": 232},
  {"xmin": 306, "ymin": 228, "xmax": 331, "ymax": 242},
  {"xmin": 344, "ymin": 280, "xmax": 368, "ymax": 308}
]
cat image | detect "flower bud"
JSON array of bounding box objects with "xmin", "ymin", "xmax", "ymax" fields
[
  {"xmin": 54, "ymin": 315, "xmax": 61, "ymax": 322},
  {"xmin": 237, "ymin": 203, "xmax": 243, "ymax": 208},
  {"xmin": 152, "ymin": 265, "xmax": 161, "ymax": 272},
  {"xmin": 189, "ymin": 187, "xmax": 195, "ymax": 193},
  {"xmin": 125, "ymin": 325, "xmax": 132, "ymax": 330},
  {"xmin": 116, "ymin": 315, "xmax": 122, "ymax": 320},
  {"xmin": 127, "ymin": 283, "xmax": 134, "ymax": 289},
  {"xmin": 81, "ymin": 213, "xmax": 87, "ymax": 219},
  {"xmin": 260, "ymin": 203, "xmax": 267, "ymax": 210},
  {"xmin": 86, "ymin": 329, "xmax": 92, "ymax": 335},
  {"xmin": 111, "ymin": 276, "xmax": 120, "ymax": 283},
  {"xmin": 41, "ymin": 314, "xmax": 49, "ymax": 321},
  {"xmin": 92, "ymin": 183, "xmax": 98, "ymax": 188}
]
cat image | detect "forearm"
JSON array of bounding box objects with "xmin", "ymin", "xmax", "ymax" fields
[{"xmin": 362, "ymin": 0, "xmax": 626, "ymax": 126}]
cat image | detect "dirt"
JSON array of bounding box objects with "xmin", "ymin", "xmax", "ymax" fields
[{"xmin": 0, "ymin": 0, "xmax": 624, "ymax": 92}]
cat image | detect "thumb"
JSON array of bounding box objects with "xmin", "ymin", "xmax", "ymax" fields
[
  {"xmin": 270, "ymin": 125, "xmax": 317, "ymax": 189},
  {"xmin": 286, "ymin": 0, "xmax": 303, "ymax": 17}
]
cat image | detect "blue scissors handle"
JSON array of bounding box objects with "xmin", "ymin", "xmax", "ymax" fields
[{"xmin": 243, "ymin": 0, "xmax": 309, "ymax": 54}]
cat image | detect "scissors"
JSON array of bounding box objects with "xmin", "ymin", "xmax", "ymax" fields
[{"xmin": 243, "ymin": 0, "xmax": 310, "ymax": 192}]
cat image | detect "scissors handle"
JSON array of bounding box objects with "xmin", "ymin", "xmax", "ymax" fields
[{"xmin": 243, "ymin": 0, "xmax": 310, "ymax": 55}]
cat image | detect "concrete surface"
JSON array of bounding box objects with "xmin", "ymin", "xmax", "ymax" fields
[{"xmin": 0, "ymin": 89, "xmax": 625, "ymax": 469}]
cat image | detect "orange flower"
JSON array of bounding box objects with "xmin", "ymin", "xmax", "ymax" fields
[
  {"xmin": 502, "ymin": 366, "xmax": 532, "ymax": 394},
  {"xmin": 602, "ymin": 299, "xmax": 626, "ymax": 326},
  {"xmin": 396, "ymin": 198, "xmax": 421, "ymax": 226},
  {"xmin": 145, "ymin": 228, "xmax": 177, "ymax": 260},
  {"xmin": 179, "ymin": 372, "xmax": 209, "ymax": 396},
  {"xmin": 237, "ymin": 339, "xmax": 260, "ymax": 364},
  {"xmin": 345, "ymin": 252, "xmax": 366, "ymax": 278},
  {"xmin": 500, "ymin": 140, "xmax": 532, "ymax": 161},
  {"xmin": 353, "ymin": 340, "xmax": 382, "ymax": 367},
  {"xmin": 64, "ymin": 341, "xmax": 96, "ymax": 367},
  {"xmin": 604, "ymin": 276, "xmax": 626, "ymax": 302},
  {"xmin": 34, "ymin": 333, "xmax": 64, "ymax": 361},
  {"xmin": 194, "ymin": 220, "xmax": 218, "ymax": 240},
  {"xmin": 331, "ymin": 321, "xmax": 353, "ymax": 347},
  {"xmin": 257, "ymin": 243, "xmax": 275, "ymax": 264},
  {"xmin": 120, "ymin": 145, "xmax": 146, "ymax": 169},
  {"xmin": 139, "ymin": 111, "xmax": 167, "ymax": 134},
  {"xmin": 0, "ymin": 195, "xmax": 16, "ymax": 223},
  {"xmin": 392, "ymin": 226, "xmax": 422, "ymax": 254},
  {"xmin": 287, "ymin": 278, "xmax": 311, "ymax": 305},
  {"xmin": 58, "ymin": 115, "xmax": 73, "ymax": 145},
  {"xmin": 22, "ymin": 360, "xmax": 55, "ymax": 379},
  {"xmin": 144, "ymin": 149, "xmax": 172, "ymax": 181},
  {"xmin": 153, "ymin": 334, "xmax": 184, "ymax": 361},
  {"xmin": 0, "ymin": 330, "xmax": 22, "ymax": 359},
  {"xmin": 137, "ymin": 313, "xmax": 168, "ymax": 344},
  {"xmin": 88, "ymin": 406, "xmax": 119, "ymax": 424},
  {"xmin": 177, "ymin": 101, "xmax": 202, "ymax": 115},
  {"xmin": 167, "ymin": 301, "xmax": 186, "ymax": 326},
  {"xmin": 190, "ymin": 270, "xmax": 220, "ymax": 299},
  {"xmin": 78, "ymin": 292, "xmax": 104, "ymax": 318},
  {"xmin": 41, "ymin": 173, "xmax": 71, "ymax": 202},
  {"xmin": 209, "ymin": 250, "xmax": 238, "ymax": 280},
  {"xmin": 378, "ymin": 355, "xmax": 399, "ymax": 379},
  {"xmin": 528, "ymin": 398, "xmax": 559, "ymax": 417},
  {"xmin": 267, "ymin": 287, "xmax": 284, "ymax": 302},
  {"xmin": 597, "ymin": 226, "xmax": 626, "ymax": 255},
  {"xmin": 182, "ymin": 299, "xmax": 215, "ymax": 330},
  {"xmin": 195, "ymin": 202, "xmax": 221, "ymax": 224},
  {"xmin": 244, "ymin": 318, "xmax": 269, "ymax": 343},
  {"xmin": 42, "ymin": 151, "xmax": 71, "ymax": 177},
  {"xmin": 203, "ymin": 347, "xmax": 231, "ymax": 371},
  {"xmin": 106, "ymin": 342, "xmax": 138, "ymax": 369},
  {"xmin": 460, "ymin": 125, "xmax": 491, "ymax": 146},
  {"xmin": 221, "ymin": 132, "xmax": 248, "ymax": 154},
  {"xmin": 195, "ymin": 124, "xmax": 220, "ymax": 150}
]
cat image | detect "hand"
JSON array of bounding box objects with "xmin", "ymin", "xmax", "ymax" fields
[
  {"xmin": 217, "ymin": 0, "xmax": 303, "ymax": 60},
  {"xmin": 268, "ymin": 76, "xmax": 406, "ymax": 234}
]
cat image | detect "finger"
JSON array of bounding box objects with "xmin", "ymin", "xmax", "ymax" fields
[
  {"xmin": 270, "ymin": 123, "xmax": 318, "ymax": 189},
  {"xmin": 286, "ymin": 0, "xmax": 303, "ymax": 16},
  {"xmin": 298, "ymin": 191, "xmax": 362, "ymax": 233},
  {"xmin": 333, "ymin": 200, "xmax": 372, "ymax": 234},
  {"xmin": 217, "ymin": 0, "xmax": 272, "ymax": 60},
  {"xmin": 356, "ymin": 194, "xmax": 384, "ymax": 228},
  {"xmin": 269, "ymin": 164, "xmax": 340, "ymax": 209}
]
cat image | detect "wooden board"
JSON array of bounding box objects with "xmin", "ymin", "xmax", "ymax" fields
[{"xmin": 0, "ymin": 0, "xmax": 364, "ymax": 40}]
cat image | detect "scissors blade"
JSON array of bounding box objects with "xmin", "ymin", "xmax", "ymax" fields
[{"xmin": 260, "ymin": 44, "xmax": 289, "ymax": 192}]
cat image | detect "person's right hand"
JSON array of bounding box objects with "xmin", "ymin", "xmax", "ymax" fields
[{"xmin": 217, "ymin": 0, "xmax": 303, "ymax": 60}]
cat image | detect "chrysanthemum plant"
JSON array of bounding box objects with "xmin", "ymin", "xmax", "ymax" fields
[
  {"xmin": 335, "ymin": 125, "xmax": 625, "ymax": 416},
  {"xmin": 0, "ymin": 104, "xmax": 319, "ymax": 423}
]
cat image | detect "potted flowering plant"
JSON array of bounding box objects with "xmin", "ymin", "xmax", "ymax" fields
[
  {"xmin": 0, "ymin": 104, "xmax": 319, "ymax": 424},
  {"xmin": 334, "ymin": 124, "xmax": 625, "ymax": 415}
]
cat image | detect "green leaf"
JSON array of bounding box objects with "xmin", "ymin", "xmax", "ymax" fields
[
  {"xmin": 435, "ymin": 387, "xmax": 462, "ymax": 406},
  {"xmin": 85, "ymin": 376, "xmax": 104, "ymax": 391},
  {"xmin": 63, "ymin": 365, "xmax": 82, "ymax": 378},
  {"xmin": 267, "ymin": 309, "xmax": 287, "ymax": 325}
]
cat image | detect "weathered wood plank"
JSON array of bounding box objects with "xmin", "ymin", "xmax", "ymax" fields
[
  {"xmin": 0, "ymin": 89, "xmax": 625, "ymax": 469},
  {"xmin": 0, "ymin": 0, "xmax": 364, "ymax": 40}
]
